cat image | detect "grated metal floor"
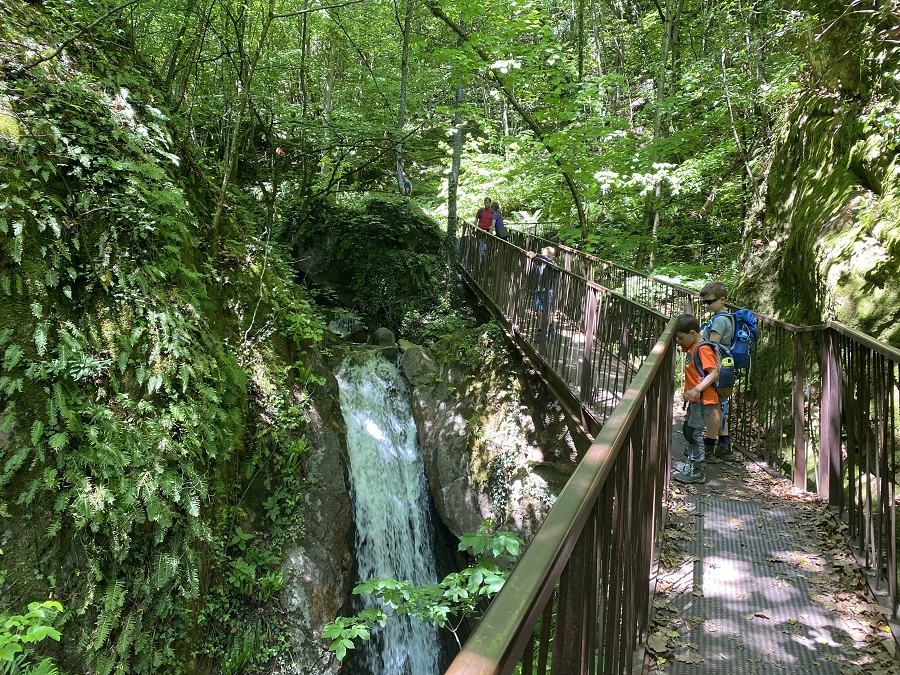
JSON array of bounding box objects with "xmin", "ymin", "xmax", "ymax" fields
[{"xmin": 649, "ymin": 417, "xmax": 883, "ymax": 674}]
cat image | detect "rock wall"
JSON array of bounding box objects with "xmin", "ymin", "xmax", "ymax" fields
[
  {"xmin": 736, "ymin": 6, "xmax": 900, "ymax": 346},
  {"xmin": 280, "ymin": 370, "xmax": 353, "ymax": 674},
  {"xmin": 738, "ymin": 92, "xmax": 900, "ymax": 345},
  {"xmin": 399, "ymin": 333, "xmax": 589, "ymax": 543}
]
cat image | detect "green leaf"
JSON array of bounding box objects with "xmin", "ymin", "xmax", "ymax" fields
[
  {"xmin": 31, "ymin": 420, "xmax": 44, "ymax": 445},
  {"xmin": 23, "ymin": 625, "xmax": 62, "ymax": 643}
]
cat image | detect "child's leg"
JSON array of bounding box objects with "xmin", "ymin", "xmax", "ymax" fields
[
  {"xmin": 681, "ymin": 422, "xmax": 704, "ymax": 465},
  {"xmin": 705, "ymin": 402, "xmax": 722, "ymax": 441},
  {"xmin": 675, "ymin": 403, "xmax": 708, "ymax": 483},
  {"xmin": 717, "ymin": 399, "xmax": 735, "ymax": 460}
]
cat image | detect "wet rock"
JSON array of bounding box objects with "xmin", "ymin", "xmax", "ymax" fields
[
  {"xmin": 368, "ymin": 327, "xmax": 395, "ymax": 346},
  {"xmin": 281, "ymin": 373, "xmax": 352, "ymax": 674}
]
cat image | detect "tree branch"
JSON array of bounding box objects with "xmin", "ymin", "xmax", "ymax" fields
[
  {"xmin": 273, "ymin": 0, "xmax": 368, "ymax": 19},
  {"xmin": 13, "ymin": 0, "xmax": 144, "ymax": 75}
]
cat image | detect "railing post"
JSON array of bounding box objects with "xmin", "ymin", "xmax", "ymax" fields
[
  {"xmin": 819, "ymin": 328, "xmax": 842, "ymax": 505},
  {"xmin": 792, "ymin": 332, "xmax": 807, "ymax": 489},
  {"xmin": 580, "ymin": 287, "xmax": 597, "ymax": 406}
]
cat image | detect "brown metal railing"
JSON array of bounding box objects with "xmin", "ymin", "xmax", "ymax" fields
[
  {"xmin": 504, "ymin": 229, "xmax": 697, "ymax": 318},
  {"xmin": 445, "ymin": 314, "xmax": 677, "ymax": 674},
  {"xmin": 452, "ymin": 226, "xmax": 676, "ymax": 673},
  {"xmin": 818, "ymin": 322, "xmax": 898, "ymax": 617},
  {"xmin": 452, "ymin": 227, "xmax": 897, "ymax": 675},
  {"xmin": 459, "ymin": 227, "xmax": 669, "ymax": 433},
  {"xmin": 500, "ymin": 226, "xmax": 899, "ymax": 621}
]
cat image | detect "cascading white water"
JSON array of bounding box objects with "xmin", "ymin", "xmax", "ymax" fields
[{"xmin": 337, "ymin": 352, "xmax": 440, "ymax": 675}]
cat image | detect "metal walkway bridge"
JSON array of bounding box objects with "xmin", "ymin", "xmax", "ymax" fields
[{"xmin": 446, "ymin": 226, "xmax": 899, "ymax": 674}]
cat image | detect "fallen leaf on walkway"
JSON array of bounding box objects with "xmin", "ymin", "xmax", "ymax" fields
[
  {"xmin": 647, "ymin": 632, "xmax": 669, "ymax": 653},
  {"xmin": 754, "ymin": 609, "xmax": 773, "ymax": 619},
  {"xmin": 692, "ymin": 589, "xmax": 703, "ymax": 597},
  {"xmin": 705, "ymin": 620, "xmax": 718, "ymax": 633},
  {"xmin": 729, "ymin": 517, "xmax": 744, "ymax": 530},
  {"xmin": 674, "ymin": 652, "xmax": 704, "ymax": 664}
]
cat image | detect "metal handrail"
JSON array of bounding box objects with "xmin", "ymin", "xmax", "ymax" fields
[
  {"xmin": 503, "ymin": 228, "xmax": 698, "ymax": 318},
  {"xmin": 451, "ymin": 227, "xmax": 898, "ymax": 675},
  {"xmin": 458, "ymin": 226, "xmax": 668, "ymax": 435},
  {"xmin": 501, "ymin": 226, "xmax": 900, "ymax": 622},
  {"xmin": 446, "ymin": 320, "xmax": 677, "ymax": 674},
  {"xmin": 452, "ymin": 226, "xmax": 676, "ymax": 673}
]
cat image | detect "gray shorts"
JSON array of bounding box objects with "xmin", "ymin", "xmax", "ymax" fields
[{"xmin": 686, "ymin": 401, "xmax": 713, "ymax": 429}]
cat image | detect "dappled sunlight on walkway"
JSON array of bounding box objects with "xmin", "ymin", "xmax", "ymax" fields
[{"xmin": 647, "ymin": 408, "xmax": 897, "ymax": 675}]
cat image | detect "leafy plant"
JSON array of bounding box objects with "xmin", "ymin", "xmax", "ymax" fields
[
  {"xmin": 322, "ymin": 522, "xmax": 524, "ymax": 659},
  {"xmin": 0, "ymin": 596, "xmax": 63, "ymax": 675}
]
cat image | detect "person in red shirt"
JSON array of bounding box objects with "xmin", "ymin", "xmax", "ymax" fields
[
  {"xmin": 673, "ymin": 314, "xmax": 719, "ymax": 484},
  {"xmin": 475, "ymin": 197, "xmax": 494, "ymax": 231}
]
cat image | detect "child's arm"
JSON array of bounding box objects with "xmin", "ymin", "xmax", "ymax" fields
[{"xmin": 684, "ymin": 366, "xmax": 718, "ymax": 402}]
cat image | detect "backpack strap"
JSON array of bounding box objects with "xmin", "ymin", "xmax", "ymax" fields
[
  {"xmin": 693, "ymin": 340, "xmax": 732, "ymax": 378},
  {"xmin": 692, "ymin": 341, "xmax": 718, "ymax": 379},
  {"xmin": 709, "ymin": 311, "xmax": 736, "ymax": 347}
]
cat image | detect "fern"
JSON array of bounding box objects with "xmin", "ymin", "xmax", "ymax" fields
[{"xmin": 114, "ymin": 612, "xmax": 136, "ymax": 661}]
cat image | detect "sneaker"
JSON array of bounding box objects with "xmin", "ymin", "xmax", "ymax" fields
[
  {"xmin": 673, "ymin": 466, "xmax": 706, "ymax": 484},
  {"xmin": 718, "ymin": 451, "xmax": 737, "ymax": 462}
]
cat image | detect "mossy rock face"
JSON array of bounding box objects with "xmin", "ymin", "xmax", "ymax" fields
[
  {"xmin": 292, "ymin": 195, "xmax": 445, "ymax": 332},
  {"xmin": 738, "ymin": 91, "xmax": 900, "ymax": 347}
]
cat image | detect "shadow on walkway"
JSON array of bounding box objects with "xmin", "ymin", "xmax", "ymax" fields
[{"xmin": 647, "ymin": 407, "xmax": 897, "ymax": 675}]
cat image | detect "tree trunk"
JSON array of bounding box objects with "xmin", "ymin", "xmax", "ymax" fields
[
  {"xmin": 299, "ymin": 14, "xmax": 309, "ymax": 120},
  {"xmin": 321, "ymin": 24, "xmax": 338, "ymax": 176},
  {"xmin": 395, "ymin": 0, "xmax": 413, "ymax": 192},
  {"xmin": 447, "ymin": 24, "xmax": 465, "ymax": 268},
  {"xmin": 425, "ymin": 2, "xmax": 588, "ymax": 231},
  {"xmin": 211, "ymin": 0, "xmax": 275, "ymax": 231}
]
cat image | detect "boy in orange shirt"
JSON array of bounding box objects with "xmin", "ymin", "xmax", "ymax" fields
[{"xmin": 673, "ymin": 314, "xmax": 720, "ymax": 484}]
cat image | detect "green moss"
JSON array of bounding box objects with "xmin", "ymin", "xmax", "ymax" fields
[
  {"xmin": 0, "ymin": 104, "xmax": 21, "ymax": 143},
  {"xmin": 740, "ymin": 88, "xmax": 900, "ymax": 347}
]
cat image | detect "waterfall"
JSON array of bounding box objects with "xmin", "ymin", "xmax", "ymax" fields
[{"xmin": 337, "ymin": 352, "xmax": 440, "ymax": 675}]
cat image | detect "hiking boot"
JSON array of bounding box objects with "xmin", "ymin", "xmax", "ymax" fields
[
  {"xmin": 702, "ymin": 437, "xmax": 720, "ymax": 464},
  {"xmin": 673, "ymin": 464, "xmax": 706, "ymax": 484},
  {"xmin": 716, "ymin": 435, "xmax": 736, "ymax": 462}
]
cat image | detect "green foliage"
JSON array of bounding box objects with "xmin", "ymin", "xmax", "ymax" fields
[
  {"xmin": 323, "ymin": 522, "xmax": 525, "ymax": 658},
  {"xmin": 292, "ymin": 195, "xmax": 445, "ymax": 331},
  {"xmin": 0, "ymin": 3, "xmax": 326, "ymax": 672},
  {"xmin": 0, "ymin": 561, "xmax": 63, "ymax": 675}
]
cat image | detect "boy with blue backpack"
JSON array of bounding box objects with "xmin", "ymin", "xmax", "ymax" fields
[{"xmin": 698, "ymin": 282, "xmax": 757, "ymax": 463}]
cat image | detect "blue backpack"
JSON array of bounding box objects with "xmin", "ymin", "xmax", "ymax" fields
[
  {"xmin": 704, "ymin": 309, "xmax": 758, "ymax": 370},
  {"xmin": 692, "ymin": 341, "xmax": 736, "ymax": 392}
]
